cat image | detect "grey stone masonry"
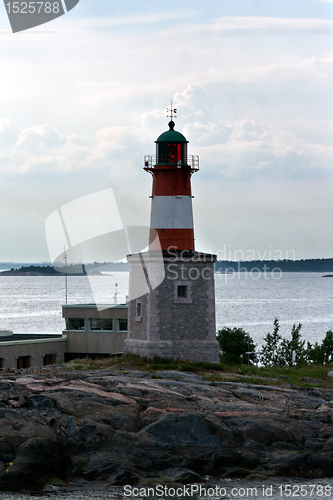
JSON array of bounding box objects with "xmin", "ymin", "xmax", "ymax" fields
[{"xmin": 124, "ymin": 250, "xmax": 220, "ymax": 363}]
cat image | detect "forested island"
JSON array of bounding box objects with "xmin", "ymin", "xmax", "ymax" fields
[
  {"xmin": 0, "ymin": 262, "xmax": 131, "ymax": 276},
  {"xmin": 0, "ymin": 265, "xmax": 87, "ymax": 276},
  {"xmin": 1, "ymin": 258, "xmax": 333, "ymax": 276},
  {"xmin": 215, "ymin": 258, "xmax": 333, "ymax": 273}
]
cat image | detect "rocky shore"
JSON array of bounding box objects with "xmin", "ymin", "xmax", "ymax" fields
[{"xmin": 1, "ymin": 366, "xmax": 333, "ymax": 491}]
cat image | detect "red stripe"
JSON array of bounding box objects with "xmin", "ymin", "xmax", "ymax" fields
[
  {"xmin": 152, "ymin": 167, "xmax": 192, "ymax": 197},
  {"xmin": 149, "ymin": 228, "xmax": 195, "ymax": 251}
]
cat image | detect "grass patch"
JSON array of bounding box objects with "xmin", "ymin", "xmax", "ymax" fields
[
  {"xmin": 66, "ymin": 355, "xmax": 224, "ymax": 374},
  {"xmin": 64, "ymin": 355, "xmax": 333, "ymax": 388},
  {"xmin": 203, "ymin": 364, "xmax": 333, "ymax": 388},
  {"xmin": 66, "ymin": 354, "xmax": 148, "ymax": 371},
  {"xmin": 147, "ymin": 358, "xmax": 225, "ymax": 372}
]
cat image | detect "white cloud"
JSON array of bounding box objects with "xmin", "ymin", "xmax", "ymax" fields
[
  {"xmin": 0, "ymin": 14, "xmax": 331, "ymax": 142},
  {"xmin": 16, "ymin": 124, "xmax": 65, "ymax": 151},
  {"xmin": 184, "ymin": 121, "xmax": 232, "ymax": 146},
  {"xmin": 1, "ymin": 106, "xmax": 332, "ymax": 184},
  {"xmin": 0, "ymin": 122, "xmax": 152, "ymax": 177},
  {"xmin": 64, "ymin": 11, "xmax": 189, "ymax": 29},
  {"xmin": 0, "ymin": 118, "xmax": 20, "ymax": 147},
  {"xmin": 0, "ymin": 106, "xmax": 332, "ymax": 260},
  {"xmin": 196, "ymin": 119, "xmax": 333, "ymax": 180},
  {"xmin": 174, "ymin": 85, "xmax": 215, "ymax": 120},
  {"xmin": 183, "ymin": 16, "xmax": 333, "ymax": 35}
]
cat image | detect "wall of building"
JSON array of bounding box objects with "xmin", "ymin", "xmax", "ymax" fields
[
  {"xmin": 0, "ymin": 305, "xmax": 129, "ymax": 370},
  {"xmin": 127, "ymin": 259, "xmax": 150, "ymax": 342},
  {"xmin": 63, "ymin": 304, "xmax": 128, "ymax": 355},
  {"xmin": 0, "ymin": 338, "xmax": 67, "ymax": 370},
  {"xmin": 62, "ymin": 305, "xmax": 128, "ymax": 321},
  {"xmin": 125, "ymin": 251, "xmax": 220, "ymax": 362},
  {"xmin": 65, "ymin": 331, "xmax": 128, "ymax": 355}
]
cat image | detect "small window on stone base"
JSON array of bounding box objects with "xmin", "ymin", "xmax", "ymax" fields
[
  {"xmin": 135, "ymin": 300, "xmax": 142, "ymax": 322},
  {"xmin": 174, "ymin": 281, "xmax": 192, "ymax": 304},
  {"xmin": 177, "ymin": 285, "xmax": 187, "ymax": 298}
]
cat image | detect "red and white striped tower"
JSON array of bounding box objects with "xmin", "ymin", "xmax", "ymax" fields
[
  {"xmin": 144, "ymin": 117, "xmax": 199, "ymax": 251},
  {"xmin": 125, "ymin": 108, "xmax": 219, "ymax": 363}
]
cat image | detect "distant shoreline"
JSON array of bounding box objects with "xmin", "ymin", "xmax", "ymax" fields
[
  {"xmin": 0, "ymin": 266, "xmax": 85, "ymax": 276},
  {"xmin": 1, "ymin": 258, "xmax": 333, "ymax": 276},
  {"xmin": 215, "ymin": 258, "xmax": 333, "ymax": 273},
  {"xmin": 0, "ymin": 263, "xmax": 128, "ymax": 276}
]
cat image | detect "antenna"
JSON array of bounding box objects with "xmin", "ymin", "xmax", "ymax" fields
[
  {"xmin": 114, "ymin": 283, "xmax": 118, "ymax": 305},
  {"xmin": 63, "ymin": 246, "xmax": 68, "ymax": 305},
  {"xmin": 166, "ymin": 100, "xmax": 177, "ymax": 121}
]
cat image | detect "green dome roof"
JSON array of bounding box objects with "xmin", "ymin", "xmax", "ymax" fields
[{"xmin": 155, "ymin": 121, "xmax": 188, "ymax": 143}]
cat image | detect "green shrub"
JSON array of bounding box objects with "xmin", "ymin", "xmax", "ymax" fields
[{"xmin": 216, "ymin": 327, "xmax": 255, "ymax": 365}]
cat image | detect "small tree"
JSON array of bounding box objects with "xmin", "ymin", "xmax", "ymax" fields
[
  {"xmin": 279, "ymin": 323, "xmax": 306, "ymax": 366},
  {"xmin": 321, "ymin": 330, "xmax": 333, "ymax": 363},
  {"xmin": 306, "ymin": 341, "xmax": 324, "ymax": 365},
  {"xmin": 216, "ymin": 327, "xmax": 255, "ymax": 365},
  {"xmin": 261, "ymin": 318, "xmax": 282, "ymax": 366}
]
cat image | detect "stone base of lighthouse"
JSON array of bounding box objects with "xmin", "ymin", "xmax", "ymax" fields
[{"xmin": 124, "ymin": 250, "xmax": 220, "ymax": 363}]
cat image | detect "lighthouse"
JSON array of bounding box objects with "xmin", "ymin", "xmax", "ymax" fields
[{"xmin": 124, "ymin": 108, "xmax": 220, "ymax": 363}]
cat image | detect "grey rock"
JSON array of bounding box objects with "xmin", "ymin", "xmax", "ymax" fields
[
  {"xmin": 142, "ymin": 413, "xmax": 223, "ymax": 447},
  {"xmin": 158, "ymin": 467, "xmax": 203, "ymax": 483},
  {"xmin": 3, "ymin": 367, "xmax": 333, "ymax": 490}
]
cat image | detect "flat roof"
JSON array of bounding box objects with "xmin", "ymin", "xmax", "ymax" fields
[
  {"xmin": 62, "ymin": 304, "xmax": 128, "ymax": 309},
  {"xmin": 0, "ymin": 334, "xmax": 66, "ymax": 345}
]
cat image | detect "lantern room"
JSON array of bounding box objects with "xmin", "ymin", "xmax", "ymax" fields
[
  {"xmin": 155, "ymin": 120, "xmax": 188, "ymax": 165},
  {"xmin": 144, "ymin": 121, "xmax": 199, "ymax": 172}
]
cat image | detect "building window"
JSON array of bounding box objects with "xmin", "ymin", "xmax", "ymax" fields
[
  {"xmin": 17, "ymin": 356, "xmax": 30, "ymax": 369},
  {"xmin": 117, "ymin": 319, "xmax": 128, "ymax": 332},
  {"xmin": 89, "ymin": 318, "xmax": 113, "ymax": 331},
  {"xmin": 174, "ymin": 281, "xmax": 192, "ymax": 304},
  {"xmin": 177, "ymin": 285, "xmax": 187, "ymax": 298},
  {"xmin": 135, "ymin": 300, "xmax": 142, "ymax": 322},
  {"xmin": 43, "ymin": 354, "xmax": 57, "ymax": 366},
  {"xmin": 66, "ymin": 318, "xmax": 85, "ymax": 331}
]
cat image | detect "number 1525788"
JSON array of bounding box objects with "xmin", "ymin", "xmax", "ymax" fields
[
  {"xmin": 278, "ymin": 485, "xmax": 332, "ymax": 497},
  {"xmin": 5, "ymin": 2, "xmax": 60, "ymax": 14}
]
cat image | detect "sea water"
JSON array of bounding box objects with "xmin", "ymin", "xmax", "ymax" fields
[
  {"xmin": 0, "ymin": 272, "xmax": 332, "ymax": 347},
  {"xmin": 215, "ymin": 271, "xmax": 333, "ymax": 346}
]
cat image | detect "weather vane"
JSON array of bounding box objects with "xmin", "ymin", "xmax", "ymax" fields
[{"xmin": 167, "ymin": 100, "xmax": 177, "ymax": 120}]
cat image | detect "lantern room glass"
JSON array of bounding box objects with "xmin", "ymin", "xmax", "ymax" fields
[{"xmin": 156, "ymin": 142, "xmax": 187, "ymax": 165}]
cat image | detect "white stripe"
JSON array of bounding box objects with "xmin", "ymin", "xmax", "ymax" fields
[{"xmin": 150, "ymin": 196, "xmax": 193, "ymax": 229}]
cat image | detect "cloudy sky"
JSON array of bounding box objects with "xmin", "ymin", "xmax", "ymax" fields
[{"xmin": 0, "ymin": 0, "xmax": 332, "ymax": 262}]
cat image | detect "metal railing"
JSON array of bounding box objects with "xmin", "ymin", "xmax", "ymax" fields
[{"xmin": 144, "ymin": 155, "xmax": 199, "ymax": 172}]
